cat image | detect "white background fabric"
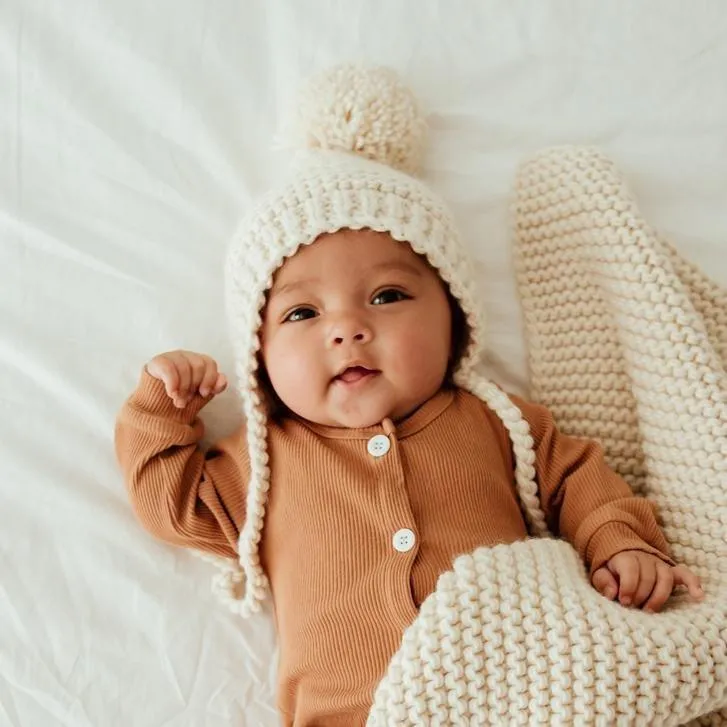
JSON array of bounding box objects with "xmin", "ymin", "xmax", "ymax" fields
[{"xmin": 1, "ymin": 1, "xmax": 725, "ymax": 725}]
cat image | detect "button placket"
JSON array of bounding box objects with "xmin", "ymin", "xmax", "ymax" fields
[{"xmin": 368, "ymin": 426, "xmax": 419, "ymax": 625}]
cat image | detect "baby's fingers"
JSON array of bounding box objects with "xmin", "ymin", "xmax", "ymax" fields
[
  {"xmin": 199, "ymin": 361, "xmax": 221, "ymax": 398},
  {"xmin": 173, "ymin": 357, "xmax": 193, "ymax": 407},
  {"xmin": 592, "ymin": 566, "xmax": 618, "ymax": 601},
  {"xmin": 642, "ymin": 563, "xmax": 674, "ymax": 613},
  {"xmin": 673, "ymin": 565, "xmax": 704, "ymax": 601},
  {"xmin": 147, "ymin": 357, "xmax": 180, "ymax": 399},
  {"xmin": 608, "ymin": 553, "xmax": 640, "ymax": 606},
  {"xmin": 632, "ymin": 560, "xmax": 657, "ymax": 608},
  {"xmin": 212, "ymin": 372, "xmax": 228, "ymax": 395},
  {"xmin": 188, "ymin": 356, "xmax": 210, "ymax": 395}
]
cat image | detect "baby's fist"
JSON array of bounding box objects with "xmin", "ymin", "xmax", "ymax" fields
[
  {"xmin": 146, "ymin": 350, "xmax": 227, "ymax": 408},
  {"xmin": 592, "ymin": 550, "xmax": 704, "ymax": 612}
]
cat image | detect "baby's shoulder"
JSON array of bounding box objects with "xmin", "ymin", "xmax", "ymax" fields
[
  {"xmin": 453, "ymin": 385, "xmax": 554, "ymax": 435},
  {"xmin": 451, "ymin": 386, "xmax": 513, "ymax": 434}
]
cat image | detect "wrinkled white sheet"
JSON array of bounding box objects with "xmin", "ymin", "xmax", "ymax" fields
[{"xmin": 1, "ymin": 1, "xmax": 726, "ymax": 725}]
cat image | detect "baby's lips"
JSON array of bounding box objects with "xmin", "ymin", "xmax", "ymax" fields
[{"xmin": 336, "ymin": 366, "xmax": 379, "ymax": 383}]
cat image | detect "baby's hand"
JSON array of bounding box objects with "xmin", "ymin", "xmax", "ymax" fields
[
  {"xmin": 592, "ymin": 550, "xmax": 704, "ymax": 612},
  {"xmin": 146, "ymin": 350, "xmax": 227, "ymax": 408}
]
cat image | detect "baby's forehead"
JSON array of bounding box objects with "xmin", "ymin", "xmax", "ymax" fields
[{"xmin": 270, "ymin": 227, "xmax": 434, "ymax": 287}]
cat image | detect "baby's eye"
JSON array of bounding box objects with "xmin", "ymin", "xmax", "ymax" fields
[
  {"xmin": 371, "ymin": 289, "xmax": 411, "ymax": 305},
  {"xmin": 284, "ymin": 307, "xmax": 317, "ymax": 323}
]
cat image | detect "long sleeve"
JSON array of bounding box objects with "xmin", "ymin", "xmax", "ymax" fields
[
  {"xmin": 114, "ymin": 369, "xmax": 249, "ymax": 559},
  {"xmin": 510, "ymin": 394, "xmax": 674, "ymax": 573}
]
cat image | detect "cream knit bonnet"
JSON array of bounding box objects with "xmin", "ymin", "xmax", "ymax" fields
[{"xmin": 213, "ymin": 64, "xmax": 548, "ymax": 617}]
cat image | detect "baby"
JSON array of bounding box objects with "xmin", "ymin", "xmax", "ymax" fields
[{"xmin": 115, "ymin": 66, "xmax": 703, "ymax": 726}]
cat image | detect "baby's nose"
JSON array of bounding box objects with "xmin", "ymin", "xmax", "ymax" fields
[{"xmin": 329, "ymin": 318, "xmax": 373, "ymax": 346}]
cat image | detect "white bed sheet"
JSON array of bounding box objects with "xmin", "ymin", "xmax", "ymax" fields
[{"xmin": 1, "ymin": 1, "xmax": 726, "ymax": 725}]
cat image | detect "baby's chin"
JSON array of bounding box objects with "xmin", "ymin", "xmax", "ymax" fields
[
  {"xmin": 295, "ymin": 397, "xmax": 401, "ymax": 430},
  {"xmin": 281, "ymin": 381, "xmax": 432, "ymax": 429},
  {"xmin": 327, "ymin": 386, "xmax": 415, "ymax": 428},
  {"xmin": 322, "ymin": 395, "xmax": 424, "ymax": 429}
]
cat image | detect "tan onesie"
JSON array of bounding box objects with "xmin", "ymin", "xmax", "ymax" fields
[{"xmin": 115, "ymin": 371, "xmax": 672, "ymax": 726}]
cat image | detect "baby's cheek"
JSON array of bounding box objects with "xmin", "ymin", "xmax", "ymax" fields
[
  {"xmin": 276, "ymin": 356, "xmax": 306, "ymax": 391},
  {"xmin": 276, "ymin": 347, "xmax": 324, "ymax": 405},
  {"xmin": 394, "ymin": 329, "xmax": 448, "ymax": 380},
  {"xmin": 414, "ymin": 321, "xmax": 449, "ymax": 358}
]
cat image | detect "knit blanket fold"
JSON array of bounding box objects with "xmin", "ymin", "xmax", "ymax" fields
[{"xmin": 367, "ymin": 147, "xmax": 727, "ymax": 726}]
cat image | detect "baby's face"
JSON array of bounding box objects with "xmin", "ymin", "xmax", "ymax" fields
[{"xmin": 261, "ymin": 228, "xmax": 453, "ymax": 428}]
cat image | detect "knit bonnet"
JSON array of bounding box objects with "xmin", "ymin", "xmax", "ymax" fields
[{"xmin": 214, "ymin": 64, "xmax": 545, "ymax": 616}]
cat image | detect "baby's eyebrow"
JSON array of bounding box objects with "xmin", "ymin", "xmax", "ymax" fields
[
  {"xmin": 370, "ymin": 261, "xmax": 424, "ymax": 277},
  {"xmin": 270, "ymin": 278, "xmax": 320, "ymax": 298},
  {"xmin": 270, "ymin": 261, "xmax": 422, "ymax": 300}
]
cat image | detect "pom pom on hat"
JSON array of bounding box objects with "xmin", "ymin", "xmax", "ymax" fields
[{"xmin": 284, "ymin": 64, "xmax": 427, "ymax": 175}]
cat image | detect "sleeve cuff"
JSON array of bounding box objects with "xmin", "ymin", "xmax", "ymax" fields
[{"xmin": 586, "ymin": 521, "xmax": 675, "ymax": 574}]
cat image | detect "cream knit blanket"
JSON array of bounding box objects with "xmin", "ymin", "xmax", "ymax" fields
[{"xmin": 368, "ymin": 147, "xmax": 727, "ymax": 726}]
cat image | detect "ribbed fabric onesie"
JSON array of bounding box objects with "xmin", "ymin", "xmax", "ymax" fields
[{"xmin": 115, "ymin": 371, "xmax": 672, "ymax": 726}]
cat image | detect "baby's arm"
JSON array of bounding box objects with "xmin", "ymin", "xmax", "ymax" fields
[
  {"xmin": 510, "ymin": 394, "xmax": 702, "ymax": 610},
  {"xmin": 115, "ymin": 351, "xmax": 249, "ymax": 559}
]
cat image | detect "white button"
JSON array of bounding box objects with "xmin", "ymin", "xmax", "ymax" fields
[
  {"xmin": 393, "ymin": 528, "xmax": 416, "ymax": 553},
  {"xmin": 367, "ymin": 434, "xmax": 391, "ymax": 457}
]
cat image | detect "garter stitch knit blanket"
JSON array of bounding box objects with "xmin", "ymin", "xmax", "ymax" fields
[{"xmin": 367, "ymin": 147, "xmax": 727, "ymax": 726}]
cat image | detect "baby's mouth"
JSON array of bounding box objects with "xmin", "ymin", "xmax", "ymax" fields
[{"xmin": 334, "ymin": 366, "xmax": 380, "ymax": 384}]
